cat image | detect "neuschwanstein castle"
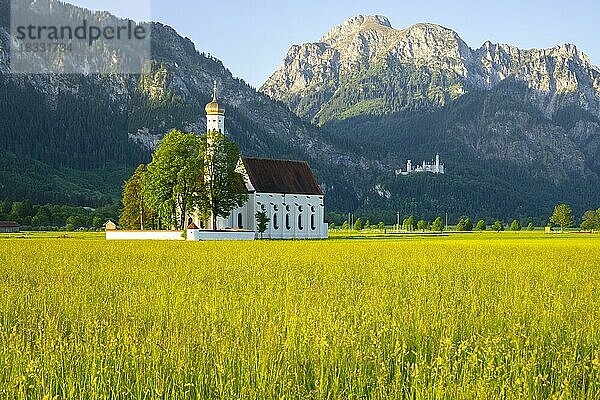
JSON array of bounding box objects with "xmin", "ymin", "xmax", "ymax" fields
[{"xmin": 395, "ymin": 154, "xmax": 445, "ymax": 176}]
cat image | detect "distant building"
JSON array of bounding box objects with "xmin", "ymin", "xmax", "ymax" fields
[
  {"xmin": 396, "ymin": 154, "xmax": 445, "ymax": 176},
  {"xmin": 0, "ymin": 221, "xmax": 20, "ymax": 233},
  {"xmin": 104, "ymin": 220, "xmax": 117, "ymax": 231}
]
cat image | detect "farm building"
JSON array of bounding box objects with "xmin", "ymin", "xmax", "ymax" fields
[{"xmin": 0, "ymin": 221, "xmax": 20, "ymax": 233}]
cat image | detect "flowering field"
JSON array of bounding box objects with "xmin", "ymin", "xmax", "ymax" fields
[{"xmin": 1, "ymin": 234, "xmax": 599, "ymax": 398}]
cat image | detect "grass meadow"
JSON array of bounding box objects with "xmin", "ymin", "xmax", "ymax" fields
[{"xmin": 1, "ymin": 232, "xmax": 600, "ymax": 398}]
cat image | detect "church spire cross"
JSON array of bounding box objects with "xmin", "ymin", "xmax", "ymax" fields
[{"xmin": 212, "ymin": 80, "xmax": 217, "ymax": 101}]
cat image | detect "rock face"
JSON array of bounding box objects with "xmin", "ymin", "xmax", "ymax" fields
[{"xmin": 262, "ymin": 15, "xmax": 600, "ymax": 124}]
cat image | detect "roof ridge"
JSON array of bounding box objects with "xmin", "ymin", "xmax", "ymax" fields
[{"xmin": 242, "ymin": 156, "xmax": 310, "ymax": 164}]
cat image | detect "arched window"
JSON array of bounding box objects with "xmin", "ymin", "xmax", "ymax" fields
[
  {"xmin": 298, "ymin": 214, "xmax": 304, "ymax": 230},
  {"xmin": 286, "ymin": 214, "xmax": 290, "ymax": 230},
  {"xmin": 311, "ymin": 214, "xmax": 316, "ymax": 230},
  {"xmin": 273, "ymin": 213, "xmax": 279, "ymax": 230},
  {"xmin": 237, "ymin": 213, "xmax": 243, "ymax": 229}
]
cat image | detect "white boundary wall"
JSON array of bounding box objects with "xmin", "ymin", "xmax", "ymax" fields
[
  {"xmin": 187, "ymin": 229, "xmax": 255, "ymax": 241},
  {"xmin": 106, "ymin": 230, "xmax": 184, "ymax": 241},
  {"xmin": 106, "ymin": 230, "xmax": 255, "ymax": 241}
]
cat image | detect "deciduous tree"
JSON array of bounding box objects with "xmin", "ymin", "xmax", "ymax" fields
[
  {"xmin": 119, "ymin": 164, "xmax": 153, "ymax": 230},
  {"xmin": 456, "ymin": 216, "xmax": 473, "ymax": 231},
  {"xmin": 143, "ymin": 130, "xmax": 205, "ymax": 230},
  {"xmin": 510, "ymin": 219, "xmax": 521, "ymax": 231},
  {"xmin": 431, "ymin": 217, "xmax": 444, "ymax": 232},
  {"xmin": 354, "ymin": 218, "xmax": 363, "ymax": 231},
  {"xmin": 581, "ymin": 210, "xmax": 599, "ymax": 232},
  {"xmin": 255, "ymin": 211, "xmax": 270, "ymax": 239},
  {"xmin": 550, "ymin": 204, "xmax": 573, "ymax": 233},
  {"xmin": 476, "ymin": 220, "xmax": 487, "ymax": 231},
  {"xmin": 492, "ymin": 220, "xmax": 504, "ymax": 232}
]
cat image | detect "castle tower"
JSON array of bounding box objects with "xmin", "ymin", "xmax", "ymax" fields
[
  {"xmin": 205, "ymin": 81, "xmax": 225, "ymax": 133},
  {"xmin": 435, "ymin": 154, "xmax": 440, "ymax": 173}
]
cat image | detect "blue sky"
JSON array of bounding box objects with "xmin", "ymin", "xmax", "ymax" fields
[{"xmin": 69, "ymin": 0, "xmax": 599, "ymax": 88}]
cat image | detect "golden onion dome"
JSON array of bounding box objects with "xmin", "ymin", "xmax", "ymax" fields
[{"xmin": 205, "ymin": 81, "xmax": 225, "ymax": 115}]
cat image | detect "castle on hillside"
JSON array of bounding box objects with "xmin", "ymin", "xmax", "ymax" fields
[{"xmin": 395, "ymin": 154, "xmax": 445, "ymax": 176}]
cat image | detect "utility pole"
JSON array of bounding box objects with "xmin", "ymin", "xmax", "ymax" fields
[
  {"xmin": 397, "ymin": 211, "xmax": 400, "ymax": 232},
  {"xmin": 445, "ymin": 212, "xmax": 448, "ymax": 232},
  {"xmin": 140, "ymin": 198, "xmax": 144, "ymax": 231}
]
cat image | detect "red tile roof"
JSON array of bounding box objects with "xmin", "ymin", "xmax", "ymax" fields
[{"xmin": 242, "ymin": 157, "xmax": 323, "ymax": 195}]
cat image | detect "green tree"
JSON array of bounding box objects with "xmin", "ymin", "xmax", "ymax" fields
[
  {"xmin": 144, "ymin": 130, "xmax": 205, "ymax": 230},
  {"xmin": 65, "ymin": 215, "xmax": 82, "ymax": 230},
  {"xmin": 580, "ymin": 210, "xmax": 599, "ymax": 232},
  {"xmin": 255, "ymin": 211, "xmax": 270, "ymax": 239},
  {"xmin": 404, "ymin": 215, "xmax": 416, "ymax": 231},
  {"xmin": 202, "ymin": 130, "xmax": 248, "ymax": 230},
  {"xmin": 342, "ymin": 220, "xmax": 350, "ymax": 230},
  {"xmin": 417, "ymin": 219, "xmax": 428, "ymax": 232},
  {"xmin": 0, "ymin": 200, "xmax": 12, "ymax": 216},
  {"xmin": 492, "ymin": 220, "xmax": 504, "ymax": 232},
  {"xmin": 510, "ymin": 219, "xmax": 522, "ymax": 231},
  {"xmin": 92, "ymin": 216, "xmax": 103, "ymax": 228},
  {"xmin": 329, "ymin": 222, "xmax": 336, "ymax": 231},
  {"xmin": 527, "ymin": 222, "xmax": 535, "ymax": 231},
  {"xmin": 354, "ymin": 218, "xmax": 363, "ymax": 231},
  {"xmin": 550, "ymin": 204, "xmax": 573, "ymax": 233},
  {"xmin": 378, "ymin": 221, "xmax": 385, "ymax": 231},
  {"xmin": 456, "ymin": 216, "xmax": 473, "ymax": 231},
  {"xmin": 431, "ymin": 217, "xmax": 444, "ymax": 232},
  {"xmin": 119, "ymin": 164, "xmax": 153, "ymax": 230},
  {"xmin": 364, "ymin": 220, "xmax": 371, "ymax": 230},
  {"xmin": 32, "ymin": 208, "xmax": 51, "ymax": 226},
  {"xmin": 475, "ymin": 220, "xmax": 487, "ymax": 231}
]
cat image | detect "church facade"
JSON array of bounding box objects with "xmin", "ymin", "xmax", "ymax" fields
[{"xmin": 189, "ymin": 85, "xmax": 328, "ymax": 240}]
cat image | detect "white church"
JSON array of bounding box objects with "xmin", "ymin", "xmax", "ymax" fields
[{"xmin": 188, "ymin": 86, "xmax": 329, "ymax": 240}]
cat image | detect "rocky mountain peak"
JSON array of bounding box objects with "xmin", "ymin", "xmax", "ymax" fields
[{"xmin": 321, "ymin": 15, "xmax": 392, "ymax": 44}]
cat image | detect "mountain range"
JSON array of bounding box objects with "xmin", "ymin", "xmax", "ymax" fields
[
  {"xmin": 262, "ymin": 15, "xmax": 600, "ymax": 222},
  {"xmin": 1, "ymin": 5, "xmax": 599, "ymax": 223}
]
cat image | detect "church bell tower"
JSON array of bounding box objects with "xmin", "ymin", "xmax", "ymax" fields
[{"xmin": 205, "ymin": 81, "xmax": 225, "ymax": 133}]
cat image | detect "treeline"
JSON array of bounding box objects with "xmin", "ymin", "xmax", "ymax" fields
[
  {"xmin": 327, "ymin": 203, "xmax": 600, "ymax": 232},
  {"xmin": 0, "ymin": 199, "xmax": 119, "ymax": 230}
]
